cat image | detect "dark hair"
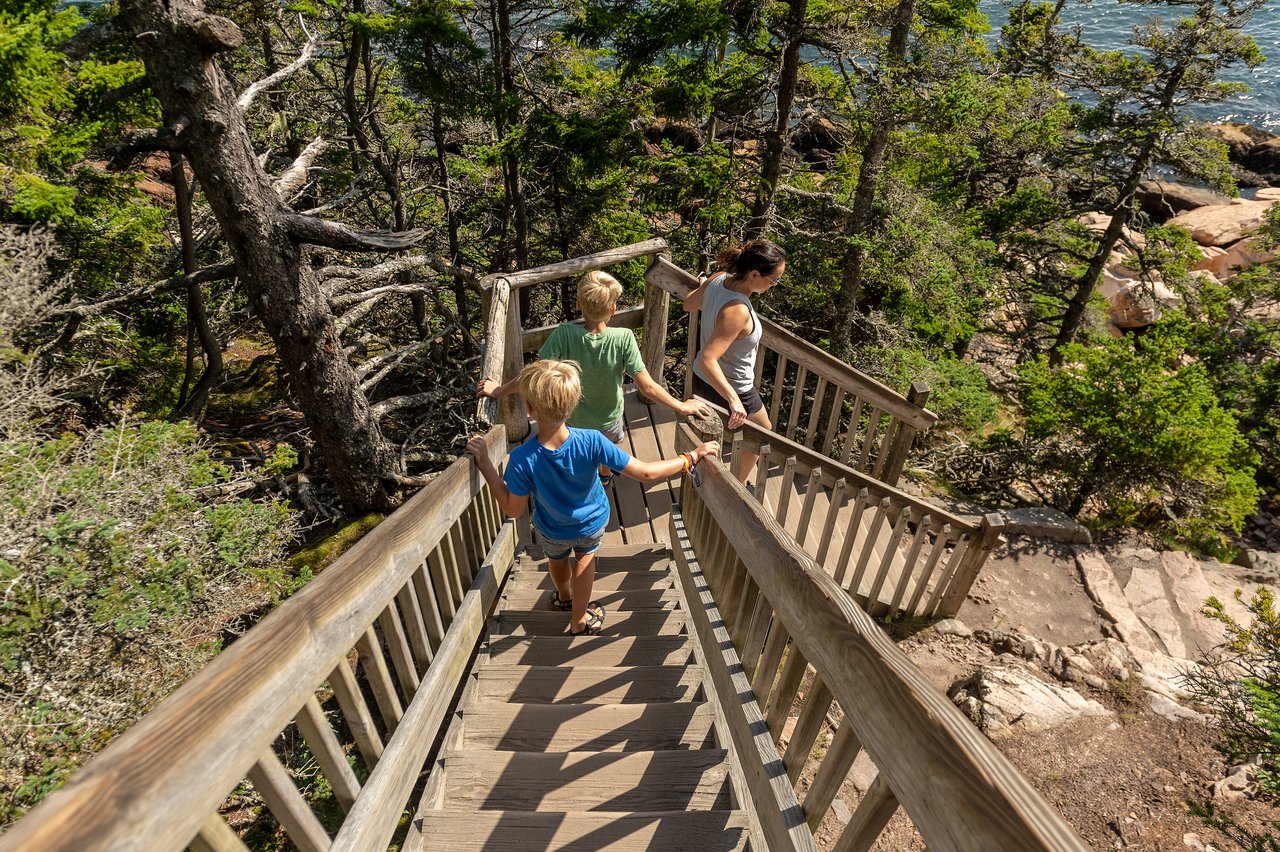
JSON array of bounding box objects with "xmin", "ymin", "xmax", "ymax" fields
[{"xmin": 716, "ymin": 239, "xmax": 786, "ymax": 278}]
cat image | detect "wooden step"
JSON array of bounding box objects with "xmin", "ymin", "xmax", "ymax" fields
[
  {"xmin": 462, "ymin": 702, "xmax": 716, "ymax": 751},
  {"xmin": 506, "ymin": 570, "xmax": 673, "ymax": 593},
  {"xmin": 486, "ymin": 635, "xmax": 694, "ymax": 668},
  {"xmin": 413, "ymin": 809, "xmax": 751, "ymax": 851},
  {"xmin": 437, "ymin": 749, "xmax": 732, "ymax": 811},
  {"xmin": 473, "ymin": 665, "xmax": 704, "ymax": 704},
  {"xmin": 502, "ymin": 588, "xmax": 682, "ymax": 613},
  {"xmin": 494, "ymin": 610, "xmax": 686, "ymax": 637}
]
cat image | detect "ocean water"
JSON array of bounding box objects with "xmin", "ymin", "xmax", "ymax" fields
[{"xmin": 980, "ymin": 0, "xmax": 1280, "ymax": 129}]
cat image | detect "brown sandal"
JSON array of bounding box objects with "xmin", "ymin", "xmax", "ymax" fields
[{"xmin": 569, "ymin": 603, "xmax": 606, "ymax": 636}]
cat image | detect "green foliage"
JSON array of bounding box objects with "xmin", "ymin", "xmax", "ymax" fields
[
  {"xmin": 862, "ymin": 345, "xmax": 1000, "ymax": 434},
  {"xmin": 1184, "ymin": 588, "xmax": 1280, "ymax": 848},
  {"xmin": 1016, "ymin": 328, "xmax": 1259, "ymax": 545},
  {"xmin": 0, "ymin": 420, "xmax": 298, "ymax": 822}
]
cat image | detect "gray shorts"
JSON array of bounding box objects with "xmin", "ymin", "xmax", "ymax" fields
[
  {"xmin": 526, "ymin": 420, "xmax": 624, "ymax": 445},
  {"xmin": 541, "ymin": 528, "xmax": 605, "ymax": 561}
]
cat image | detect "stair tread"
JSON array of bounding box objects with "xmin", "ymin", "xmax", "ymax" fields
[
  {"xmin": 473, "ymin": 665, "xmax": 704, "ymax": 704},
  {"xmin": 462, "ymin": 702, "xmax": 716, "ymax": 751},
  {"xmin": 412, "ymin": 809, "xmax": 750, "ymax": 851},
  {"xmin": 495, "ymin": 610, "xmax": 687, "ymax": 637},
  {"xmin": 507, "ymin": 571, "xmax": 673, "ymax": 592},
  {"xmin": 503, "ymin": 588, "xmax": 681, "ymax": 612},
  {"xmin": 486, "ymin": 635, "xmax": 693, "ymax": 668},
  {"xmin": 437, "ymin": 749, "xmax": 732, "ymax": 812}
]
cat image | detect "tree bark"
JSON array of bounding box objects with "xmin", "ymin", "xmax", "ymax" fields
[
  {"xmin": 168, "ymin": 151, "xmax": 222, "ymax": 420},
  {"xmin": 117, "ymin": 0, "xmax": 406, "ymax": 513},
  {"xmin": 747, "ymin": 0, "xmax": 809, "ymax": 238},
  {"xmin": 828, "ymin": 0, "xmax": 914, "ymax": 357}
]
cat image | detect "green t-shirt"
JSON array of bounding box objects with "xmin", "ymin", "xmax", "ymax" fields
[{"xmin": 539, "ymin": 324, "xmax": 646, "ymax": 430}]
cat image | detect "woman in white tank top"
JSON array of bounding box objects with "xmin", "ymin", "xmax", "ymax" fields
[{"xmin": 683, "ymin": 239, "xmax": 787, "ymax": 483}]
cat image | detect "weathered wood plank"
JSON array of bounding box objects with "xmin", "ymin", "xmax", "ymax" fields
[
  {"xmin": 462, "ymin": 702, "xmax": 716, "ymax": 752},
  {"xmin": 472, "ymin": 665, "xmax": 704, "ymax": 704},
  {"xmin": 833, "ymin": 775, "xmax": 898, "ymax": 852},
  {"xmin": 294, "ymin": 695, "xmax": 361, "ymax": 812},
  {"xmin": 803, "ymin": 717, "xmax": 861, "ymax": 829},
  {"xmin": 414, "ymin": 809, "xmax": 751, "ymax": 851},
  {"xmin": 485, "ymin": 635, "xmax": 694, "ymax": 668},
  {"xmin": 188, "ymin": 813, "xmax": 249, "ymax": 852},
  {"xmin": 246, "ymin": 750, "xmax": 330, "ymax": 852}
]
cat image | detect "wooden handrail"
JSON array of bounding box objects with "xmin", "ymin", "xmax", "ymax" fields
[
  {"xmin": 675, "ymin": 425, "xmax": 1088, "ymax": 851},
  {"xmin": 482, "ymin": 238, "xmax": 670, "ymax": 292},
  {"xmin": 1, "ymin": 429, "xmax": 510, "ymax": 852}
]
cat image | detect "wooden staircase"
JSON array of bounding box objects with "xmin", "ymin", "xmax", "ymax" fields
[{"xmin": 408, "ymin": 544, "xmax": 754, "ymax": 850}]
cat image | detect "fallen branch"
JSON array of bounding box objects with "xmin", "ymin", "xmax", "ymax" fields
[
  {"xmin": 320, "ymin": 252, "xmax": 479, "ymax": 294},
  {"xmin": 51, "ymin": 263, "xmax": 237, "ymax": 318},
  {"xmin": 273, "ymin": 136, "xmax": 328, "ymax": 200},
  {"xmin": 372, "ymin": 388, "xmax": 452, "ymax": 417},
  {"xmin": 284, "ymin": 213, "xmax": 424, "ymax": 252},
  {"xmin": 356, "ymin": 340, "xmax": 431, "ymax": 381},
  {"xmin": 330, "ymin": 282, "xmax": 439, "ymax": 309}
]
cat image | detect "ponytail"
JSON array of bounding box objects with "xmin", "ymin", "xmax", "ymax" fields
[{"xmin": 716, "ymin": 239, "xmax": 786, "ymax": 278}]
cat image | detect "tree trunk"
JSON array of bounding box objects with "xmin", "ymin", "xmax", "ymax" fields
[
  {"xmin": 828, "ymin": 0, "xmax": 914, "ymax": 356},
  {"xmin": 747, "ymin": 0, "xmax": 809, "ymax": 238},
  {"xmin": 432, "ymin": 105, "xmax": 472, "ymax": 346},
  {"xmin": 118, "ymin": 0, "xmax": 405, "ymax": 514},
  {"xmin": 168, "ymin": 151, "xmax": 221, "ymax": 421}
]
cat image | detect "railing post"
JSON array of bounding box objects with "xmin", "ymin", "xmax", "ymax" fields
[
  {"xmin": 476, "ymin": 276, "xmax": 509, "ymax": 429},
  {"xmin": 937, "ymin": 512, "xmax": 1004, "ymax": 616},
  {"xmin": 639, "ymin": 252, "xmax": 672, "ymax": 404},
  {"xmin": 881, "ymin": 381, "xmax": 930, "ymax": 486},
  {"xmin": 501, "ymin": 284, "xmax": 528, "ymax": 443}
]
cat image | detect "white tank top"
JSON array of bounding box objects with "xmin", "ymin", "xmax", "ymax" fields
[{"xmin": 693, "ymin": 274, "xmax": 761, "ymax": 395}]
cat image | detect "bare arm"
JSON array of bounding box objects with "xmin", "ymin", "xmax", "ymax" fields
[
  {"xmin": 681, "ymin": 275, "xmax": 711, "ymax": 313},
  {"xmin": 476, "ymin": 375, "xmax": 520, "ymax": 400},
  {"xmin": 465, "ymin": 434, "xmax": 530, "ymax": 518},
  {"xmin": 695, "ymin": 302, "xmax": 752, "ymax": 428},
  {"xmin": 621, "ymin": 441, "xmax": 720, "ymax": 483},
  {"xmin": 632, "ymin": 369, "xmax": 714, "ymax": 419}
]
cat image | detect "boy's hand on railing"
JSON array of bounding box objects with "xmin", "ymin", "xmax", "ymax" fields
[
  {"xmin": 693, "ymin": 441, "xmax": 720, "ymax": 463},
  {"xmin": 681, "ymin": 398, "xmax": 715, "ymax": 420},
  {"xmin": 476, "ymin": 378, "xmax": 500, "ymax": 399},
  {"xmin": 465, "ymin": 433, "xmax": 493, "ymax": 468}
]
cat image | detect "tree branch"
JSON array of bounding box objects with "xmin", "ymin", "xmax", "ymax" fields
[
  {"xmin": 51, "ymin": 263, "xmax": 236, "ymax": 318},
  {"xmin": 60, "ymin": 18, "xmax": 127, "ymax": 59},
  {"xmin": 273, "ymin": 137, "xmax": 328, "ymax": 200},
  {"xmin": 371, "ymin": 388, "xmax": 451, "ymax": 417},
  {"xmin": 319, "ymin": 252, "xmax": 480, "ymax": 294},
  {"xmin": 108, "ymin": 119, "xmax": 189, "ymax": 169},
  {"xmin": 100, "ymin": 76, "xmax": 151, "ymax": 108},
  {"xmin": 284, "ymin": 213, "xmax": 424, "ymax": 251},
  {"xmin": 238, "ymin": 28, "xmax": 320, "ymax": 111}
]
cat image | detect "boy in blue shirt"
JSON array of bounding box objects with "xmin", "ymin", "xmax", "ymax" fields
[{"xmin": 467, "ymin": 359, "xmax": 719, "ymax": 635}]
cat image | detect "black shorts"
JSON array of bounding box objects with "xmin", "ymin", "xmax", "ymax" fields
[{"xmin": 692, "ymin": 372, "xmax": 764, "ymax": 417}]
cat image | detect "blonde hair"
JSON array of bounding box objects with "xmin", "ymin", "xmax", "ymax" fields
[
  {"xmin": 577, "ymin": 271, "xmax": 623, "ymax": 322},
  {"xmin": 519, "ymin": 359, "xmax": 581, "ymax": 424}
]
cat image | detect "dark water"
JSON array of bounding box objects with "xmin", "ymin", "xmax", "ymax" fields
[{"xmin": 981, "ymin": 0, "xmax": 1280, "ymax": 129}]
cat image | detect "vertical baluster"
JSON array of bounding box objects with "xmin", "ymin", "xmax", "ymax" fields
[
  {"xmin": 752, "ymin": 622, "xmax": 791, "ymax": 705},
  {"xmin": 833, "ymin": 488, "xmax": 870, "ymax": 586},
  {"xmin": 886, "ymin": 513, "xmax": 932, "ymax": 618},
  {"xmin": 294, "ymin": 694, "xmax": 361, "ymax": 812},
  {"xmin": 904, "ymin": 521, "xmax": 952, "ymax": 615},
  {"xmin": 804, "ymin": 377, "xmax": 828, "ymax": 448},
  {"xmin": 865, "ymin": 506, "xmax": 911, "ymax": 612},
  {"xmin": 426, "ymin": 543, "xmax": 457, "ymax": 623},
  {"xmin": 444, "ymin": 524, "xmax": 469, "ymax": 605},
  {"xmin": 755, "ymin": 344, "xmax": 768, "ymax": 388},
  {"xmin": 846, "ymin": 497, "xmax": 891, "ymax": 600},
  {"xmin": 732, "ymin": 572, "xmax": 760, "ymax": 651},
  {"xmin": 377, "ymin": 603, "xmax": 420, "ymax": 695},
  {"xmin": 840, "ymin": 397, "xmax": 866, "ymax": 467},
  {"xmin": 245, "ymin": 750, "xmax": 331, "ymax": 852},
  {"xmin": 785, "ymin": 674, "xmax": 834, "ymax": 784},
  {"xmin": 753, "ymin": 444, "xmax": 772, "ymax": 507},
  {"xmin": 396, "ymin": 580, "xmax": 434, "ymax": 670},
  {"xmin": 794, "ymin": 467, "xmax": 823, "ymax": 548},
  {"xmin": 805, "ymin": 716, "xmax": 862, "ymax": 829},
  {"xmin": 815, "ymin": 478, "xmax": 847, "ymax": 567},
  {"xmin": 924, "ymin": 534, "xmax": 973, "ymax": 616},
  {"xmin": 765, "ymin": 644, "xmax": 809, "ymax": 744},
  {"xmin": 936, "ymin": 514, "xmax": 1004, "ymax": 616},
  {"xmin": 821, "ymin": 387, "xmax": 847, "ymax": 458},
  {"xmin": 785, "ymin": 366, "xmax": 808, "ymax": 442},
  {"xmin": 740, "ymin": 598, "xmax": 773, "ymax": 681},
  {"xmin": 355, "ymin": 627, "xmax": 404, "ymax": 730},
  {"xmin": 856, "ymin": 406, "xmax": 884, "ymax": 474},
  {"xmin": 719, "ymin": 554, "xmax": 748, "ymax": 638},
  {"xmin": 871, "ymin": 416, "xmax": 899, "ymax": 481},
  {"xmin": 684, "ymin": 308, "xmax": 699, "ymax": 400},
  {"xmin": 775, "ymin": 456, "xmax": 798, "ymax": 528},
  {"xmin": 190, "ymin": 813, "xmax": 250, "ymax": 852},
  {"xmin": 833, "ymin": 775, "xmax": 899, "ymax": 852},
  {"xmin": 768, "ymin": 355, "xmax": 789, "ymax": 426},
  {"xmin": 328, "ymin": 658, "xmax": 383, "ymax": 770}
]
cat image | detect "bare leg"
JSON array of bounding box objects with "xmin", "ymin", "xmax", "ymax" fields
[
  {"xmin": 569, "ymin": 551, "xmax": 599, "ymax": 633},
  {"xmin": 735, "ymin": 408, "xmax": 772, "ymax": 484},
  {"xmin": 547, "ymin": 557, "xmax": 574, "ymax": 603}
]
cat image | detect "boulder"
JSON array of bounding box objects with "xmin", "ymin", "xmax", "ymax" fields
[
  {"xmin": 1218, "ymin": 237, "xmax": 1276, "ymax": 277},
  {"xmin": 1254, "ymin": 187, "xmax": 1280, "ymax": 201},
  {"xmin": 1136, "ymin": 181, "xmax": 1232, "ymax": 222},
  {"xmin": 1168, "ymin": 198, "xmax": 1272, "ymax": 246},
  {"xmin": 1099, "ymin": 272, "xmax": 1178, "ymax": 329},
  {"xmin": 949, "ymin": 665, "xmax": 1112, "ymax": 738},
  {"xmin": 1242, "ymin": 137, "xmax": 1280, "ymax": 183},
  {"xmin": 1201, "ymin": 122, "xmax": 1275, "ymax": 160},
  {"xmin": 1191, "ymin": 244, "xmax": 1230, "ymax": 277}
]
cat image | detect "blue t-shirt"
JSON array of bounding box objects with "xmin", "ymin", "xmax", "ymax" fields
[{"xmin": 503, "ymin": 428, "xmax": 632, "ymax": 541}]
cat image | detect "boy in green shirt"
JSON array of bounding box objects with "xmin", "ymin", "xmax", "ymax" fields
[{"xmin": 477, "ymin": 271, "xmax": 713, "ymax": 481}]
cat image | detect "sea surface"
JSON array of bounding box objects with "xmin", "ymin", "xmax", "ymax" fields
[{"xmin": 980, "ymin": 0, "xmax": 1280, "ymax": 129}]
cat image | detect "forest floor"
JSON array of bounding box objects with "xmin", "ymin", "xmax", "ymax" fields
[{"xmin": 800, "ymin": 532, "xmax": 1280, "ymax": 851}]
